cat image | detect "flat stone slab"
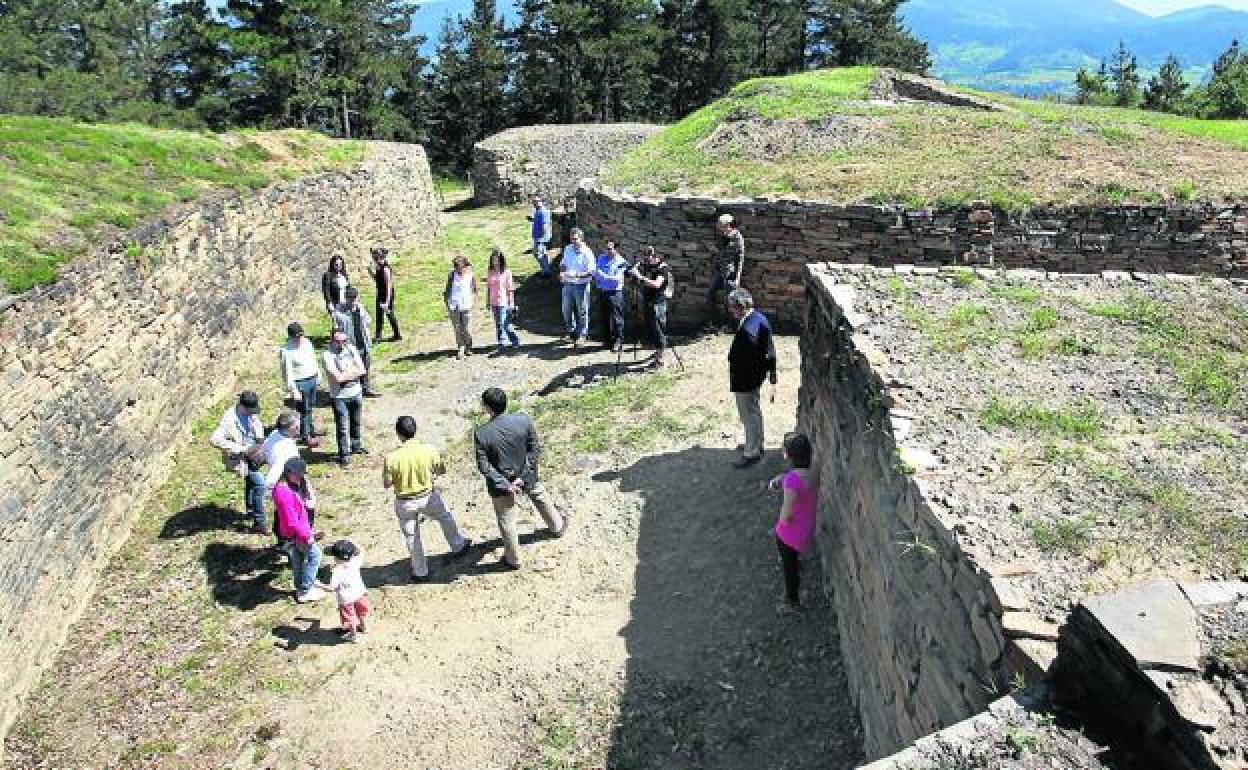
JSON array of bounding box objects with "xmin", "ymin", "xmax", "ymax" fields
[
  {"xmin": 1180, "ymin": 580, "xmax": 1248, "ymax": 608},
  {"xmin": 1002, "ymin": 611, "xmax": 1060, "ymax": 641},
  {"xmin": 1083, "ymin": 579, "xmax": 1201, "ymax": 672}
]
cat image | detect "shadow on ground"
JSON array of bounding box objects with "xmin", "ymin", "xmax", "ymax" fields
[
  {"xmin": 201, "ymin": 541, "xmax": 286, "ymax": 611},
  {"xmin": 598, "ymin": 447, "xmax": 863, "ymax": 770},
  {"xmin": 161, "ymin": 504, "xmax": 246, "ymax": 539}
]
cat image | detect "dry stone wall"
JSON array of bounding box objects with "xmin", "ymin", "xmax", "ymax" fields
[
  {"xmin": 471, "ymin": 124, "xmax": 662, "ymax": 205},
  {"xmin": 797, "ymin": 265, "xmax": 1014, "ymax": 758},
  {"xmin": 578, "ymin": 187, "xmax": 1248, "ymax": 331},
  {"xmin": 0, "ymin": 142, "xmax": 440, "ymax": 746}
]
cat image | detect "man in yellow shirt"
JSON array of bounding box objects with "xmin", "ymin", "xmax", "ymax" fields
[{"xmin": 382, "ymin": 416, "xmax": 473, "ymax": 581}]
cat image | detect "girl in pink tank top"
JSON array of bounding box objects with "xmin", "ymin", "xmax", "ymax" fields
[{"xmin": 769, "ymin": 432, "xmax": 817, "ymax": 610}]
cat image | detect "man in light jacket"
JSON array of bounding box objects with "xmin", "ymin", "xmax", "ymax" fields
[
  {"xmin": 323, "ymin": 329, "xmax": 368, "ymax": 468},
  {"xmin": 332, "ymin": 286, "xmax": 379, "ymax": 397},
  {"xmin": 209, "ymin": 390, "xmax": 268, "ymax": 532}
]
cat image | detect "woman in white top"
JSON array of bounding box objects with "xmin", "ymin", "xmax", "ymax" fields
[
  {"xmin": 443, "ymin": 255, "xmax": 478, "ymax": 360},
  {"xmin": 279, "ymin": 322, "xmax": 321, "ymax": 446}
]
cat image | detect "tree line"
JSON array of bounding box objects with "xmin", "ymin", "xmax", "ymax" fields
[
  {"xmin": 0, "ymin": 0, "xmax": 929, "ymax": 170},
  {"xmin": 1075, "ymin": 39, "xmax": 1248, "ymax": 119}
]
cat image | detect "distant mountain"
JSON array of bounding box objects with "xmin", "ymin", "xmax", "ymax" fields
[{"xmin": 902, "ymin": 0, "xmax": 1248, "ymax": 94}]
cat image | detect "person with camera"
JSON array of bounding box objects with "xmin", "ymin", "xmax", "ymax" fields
[
  {"xmin": 473, "ymin": 388, "xmax": 568, "ymax": 571},
  {"xmin": 209, "ymin": 390, "xmax": 269, "ymax": 533},
  {"xmin": 594, "ymin": 240, "xmax": 629, "ymax": 352},
  {"xmin": 559, "ymin": 228, "xmax": 594, "ymax": 348},
  {"xmin": 708, "ymin": 214, "xmax": 746, "ymax": 330},
  {"xmin": 323, "ymin": 328, "xmax": 368, "ymax": 468},
  {"xmin": 629, "ymin": 246, "xmax": 673, "ymax": 370},
  {"xmin": 726, "ymin": 288, "xmax": 776, "ymax": 469}
]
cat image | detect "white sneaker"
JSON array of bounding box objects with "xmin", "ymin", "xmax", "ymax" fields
[{"xmin": 296, "ymin": 587, "xmax": 326, "ymax": 603}]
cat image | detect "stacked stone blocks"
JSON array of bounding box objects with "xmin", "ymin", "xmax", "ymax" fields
[{"xmin": 0, "ymin": 142, "xmax": 441, "ymax": 747}]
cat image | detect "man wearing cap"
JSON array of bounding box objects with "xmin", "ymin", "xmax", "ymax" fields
[
  {"xmin": 210, "ymin": 391, "xmax": 269, "ymax": 532},
  {"xmin": 273, "ymin": 457, "xmax": 324, "ymax": 603},
  {"xmin": 383, "ymin": 415, "xmax": 473, "ymax": 582},
  {"xmin": 371, "ymin": 247, "xmax": 401, "ymax": 342},
  {"xmin": 529, "ymin": 196, "xmax": 552, "ymax": 278},
  {"xmin": 323, "ymin": 329, "xmax": 368, "ymax": 467},
  {"xmin": 332, "ymin": 286, "xmax": 380, "ymax": 398},
  {"xmin": 709, "ymin": 214, "xmax": 746, "ymax": 329},
  {"xmin": 279, "ymin": 322, "xmax": 320, "ymax": 448}
]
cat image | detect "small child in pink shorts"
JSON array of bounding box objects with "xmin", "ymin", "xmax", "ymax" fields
[{"xmin": 317, "ymin": 540, "xmax": 370, "ymax": 642}]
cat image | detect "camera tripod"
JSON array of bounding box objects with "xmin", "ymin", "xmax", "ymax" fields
[{"xmin": 613, "ymin": 284, "xmax": 685, "ymax": 380}]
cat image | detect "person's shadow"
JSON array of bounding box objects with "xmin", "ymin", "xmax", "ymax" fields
[
  {"xmin": 201, "ymin": 542, "xmax": 285, "ymax": 611},
  {"xmin": 272, "ymin": 616, "xmax": 344, "ymax": 650}
]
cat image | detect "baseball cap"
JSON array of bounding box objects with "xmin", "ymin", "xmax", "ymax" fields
[
  {"xmin": 283, "ymin": 457, "xmax": 307, "ymax": 476},
  {"xmin": 238, "ymin": 391, "xmax": 260, "ymax": 411},
  {"xmin": 287, "ymin": 321, "xmax": 304, "ymax": 338}
]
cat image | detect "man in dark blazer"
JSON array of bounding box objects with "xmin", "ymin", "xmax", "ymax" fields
[
  {"xmin": 473, "ymin": 387, "xmax": 569, "ymax": 569},
  {"xmin": 726, "ymin": 288, "xmax": 777, "ymax": 469}
]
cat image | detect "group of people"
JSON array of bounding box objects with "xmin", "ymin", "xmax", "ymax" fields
[{"xmin": 205, "ymin": 201, "xmax": 820, "ymax": 644}]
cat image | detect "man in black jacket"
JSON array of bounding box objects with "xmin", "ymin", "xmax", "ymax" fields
[
  {"xmin": 473, "ymin": 388, "xmax": 569, "ymax": 569},
  {"xmin": 726, "ymin": 288, "xmax": 777, "ymax": 469}
]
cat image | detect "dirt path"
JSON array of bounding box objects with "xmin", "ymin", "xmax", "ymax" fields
[{"xmin": 6, "ymin": 198, "xmax": 862, "ymax": 770}]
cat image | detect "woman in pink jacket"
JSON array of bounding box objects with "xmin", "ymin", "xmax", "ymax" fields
[{"xmin": 273, "ymin": 457, "xmax": 324, "ymax": 603}]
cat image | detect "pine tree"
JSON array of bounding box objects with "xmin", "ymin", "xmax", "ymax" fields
[
  {"xmin": 163, "ymin": 0, "xmax": 232, "ymax": 127},
  {"xmin": 1142, "ymin": 54, "xmax": 1187, "ymax": 114},
  {"xmin": 1205, "ymin": 39, "xmax": 1248, "ymax": 118},
  {"xmin": 426, "ymin": 0, "xmax": 509, "ymax": 170},
  {"xmin": 1108, "ymin": 41, "xmax": 1140, "ymax": 107},
  {"xmin": 1074, "ymin": 62, "xmax": 1111, "ymax": 106},
  {"xmin": 805, "ymin": 0, "xmax": 930, "ymax": 73}
]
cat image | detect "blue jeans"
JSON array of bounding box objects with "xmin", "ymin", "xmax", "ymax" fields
[
  {"xmin": 294, "ymin": 376, "xmax": 317, "ymax": 439},
  {"xmin": 331, "ymin": 395, "xmax": 363, "ymax": 460},
  {"xmin": 492, "ymin": 305, "xmax": 520, "ymax": 347},
  {"xmin": 534, "ymin": 239, "xmax": 551, "ymax": 275},
  {"xmin": 285, "ymin": 540, "xmax": 321, "ymax": 595},
  {"xmin": 244, "ymin": 471, "xmax": 267, "ymax": 531},
  {"xmin": 561, "ymin": 283, "xmax": 590, "ymax": 338}
]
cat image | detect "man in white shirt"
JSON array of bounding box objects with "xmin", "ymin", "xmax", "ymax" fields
[
  {"xmin": 279, "ymin": 322, "xmax": 321, "ymax": 448},
  {"xmin": 263, "ymin": 412, "xmax": 303, "ymax": 491},
  {"xmin": 559, "ymin": 228, "xmax": 594, "ymax": 348},
  {"xmin": 323, "ymin": 329, "xmax": 368, "ymax": 467}
]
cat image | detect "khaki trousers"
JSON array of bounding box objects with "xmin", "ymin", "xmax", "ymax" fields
[
  {"xmin": 449, "ymin": 308, "xmax": 473, "ymax": 352},
  {"xmin": 735, "ymin": 389, "xmax": 764, "ymax": 459},
  {"xmin": 491, "ymin": 483, "xmax": 563, "ymax": 566},
  {"xmin": 395, "ymin": 491, "xmax": 467, "ymax": 578}
]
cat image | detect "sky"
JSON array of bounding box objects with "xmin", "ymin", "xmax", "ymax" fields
[{"xmin": 1117, "ymin": 0, "xmax": 1248, "ymax": 13}]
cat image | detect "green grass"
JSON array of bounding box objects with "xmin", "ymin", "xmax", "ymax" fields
[
  {"xmin": 603, "ymin": 67, "xmax": 1248, "ymax": 206},
  {"xmin": 907, "ymin": 301, "xmax": 998, "ymax": 352},
  {"xmin": 981, "ymin": 397, "xmax": 1103, "ymax": 440},
  {"xmin": 527, "ymin": 373, "xmax": 712, "ymax": 467},
  {"xmin": 0, "ymin": 116, "xmax": 364, "ymax": 293}
]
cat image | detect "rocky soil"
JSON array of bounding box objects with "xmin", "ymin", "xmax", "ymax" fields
[{"xmin": 836, "ymin": 268, "xmax": 1248, "ymax": 622}]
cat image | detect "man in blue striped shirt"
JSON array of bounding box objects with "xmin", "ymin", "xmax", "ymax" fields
[{"xmin": 593, "ymin": 240, "xmax": 629, "ymax": 352}]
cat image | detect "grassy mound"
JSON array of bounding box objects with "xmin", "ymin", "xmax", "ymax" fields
[
  {"xmin": 0, "ymin": 117, "xmax": 365, "ymax": 293},
  {"xmin": 602, "ymin": 68, "xmax": 1248, "ymax": 208}
]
